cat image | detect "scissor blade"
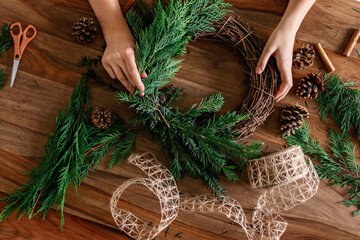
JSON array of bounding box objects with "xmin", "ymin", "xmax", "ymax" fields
[{"xmin": 10, "ymin": 59, "xmax": 20, "ymax": 88}]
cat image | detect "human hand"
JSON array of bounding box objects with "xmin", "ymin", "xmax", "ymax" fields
[
  {"xmin": 101, "ymin": 30, "xmax": 146, "ymax": 96},
  {"xmin": 256, "ymin": 25, "xmax": 296, "ymax": 102}
]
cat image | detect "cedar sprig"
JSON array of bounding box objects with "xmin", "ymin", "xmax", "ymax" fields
[
  {"xmin": 317, "ymin": 74, "xmax": 360, "ymax": 139},
  {"xmin": 0, "ymin": 73, "xmax": 91, "ymax": 229},
  {"xmin": 115, "ymin": 0, "xmax": 262, "ymax": 195},
  {"xmin": 0, "ymin": 23, "xmax": 12, "ymax": 57},
  {"xmin": 284, "ymin": 122, "xmax": 360, "ymax": 217},
  {"xmin": 0, "ymin": 23, "xmax": 13, "ymax": 89},
  {"xmin": 0, "ymin": 69, "xmax": 6, "ymax": 90},
  {"xmin": 0, "ymin": 68, "xmax": 135, "ymax": 228}
]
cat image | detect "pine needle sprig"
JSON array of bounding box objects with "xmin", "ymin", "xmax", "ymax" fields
[
  {"xmin": 284, "ymin": 122, "xmax": 360, "ymax": 217},
  {"xmin": 317, "ymin": 74, "xmax": 360, "ymax": 139}
]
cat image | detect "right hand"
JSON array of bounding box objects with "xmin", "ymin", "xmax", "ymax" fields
[{"xmin": 102, "ymin": 32, "xmax": 146, "ymax": 96}]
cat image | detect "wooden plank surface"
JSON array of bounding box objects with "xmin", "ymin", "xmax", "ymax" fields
[{"xmin": 0, "ymin": 0, "xmax": 359, "ymax": 239}]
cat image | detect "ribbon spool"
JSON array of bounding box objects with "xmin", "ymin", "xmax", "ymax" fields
[{"xmin": 110, "ymin": 146, "xmax": 319, "ymax": 240}]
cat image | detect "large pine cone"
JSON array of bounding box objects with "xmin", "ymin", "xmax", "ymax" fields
[
  {"xmin": 91, "ymin": 106, "xmax": 114, "ymax": 129},
  {"xmin": 280, "ymin": 103, "xmax": 309, "ymax": 137},
  {"xmin": 296, "ymin": 73, "xmax": 324, "ymax": 99},
  {"xmin": 293, "ymin": 43, "xmax": 315, "ymax": 70},
  {"xmin": 72, "ymin": 17, "xmax": 97, "ymax": 43}
]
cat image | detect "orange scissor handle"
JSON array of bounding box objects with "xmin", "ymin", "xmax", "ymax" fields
[{"xmin": 10, "ymin": 22, "xmax": 37, "ymax": 60}]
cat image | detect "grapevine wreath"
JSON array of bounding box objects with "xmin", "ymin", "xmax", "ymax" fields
[{"xmin": 0, "ymin": 0, "xmax": 278, "ymax": 228}]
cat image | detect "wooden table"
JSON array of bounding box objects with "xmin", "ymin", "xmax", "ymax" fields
[{"xmin": 0, "ymin": 0, "xmax": 359, "ymax": 239}]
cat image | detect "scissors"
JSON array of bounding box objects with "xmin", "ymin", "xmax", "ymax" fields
[{"xmin": 10, "ymin": 22, "xmax": 37, "ymax": 87}]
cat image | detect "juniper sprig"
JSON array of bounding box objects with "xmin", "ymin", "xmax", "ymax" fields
[
  {"xmin": 317, "ymin": 74, "xmax": 360, "ymax": 139},
  {"xmin": 0, "ymin": 23, "xmax": 13, "ymax": 89},
  {"xmin": 284, "ymin": 122, "xmax": 360, "ymax": 217}
]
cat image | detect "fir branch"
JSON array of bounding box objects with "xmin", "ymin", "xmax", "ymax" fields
[
  {"xmin": 317, "ymin": 74, "xmax": 360, "ymax": 139},
  {"xmin": 284, "ymin": 122, "xmax": 360, "ymax": 217}
]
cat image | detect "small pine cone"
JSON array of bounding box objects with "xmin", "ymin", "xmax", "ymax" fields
[
  {"xmin": 296, "ymin": 73, "xmax": 324, "ymax": 99},
  {"xmin": 72, "ymin": 17, "xmax": 97, "ymax": 43},
  {"xmin": 293, "ymin": 43, "xmax": 315, "ymax": 70},
  {"xmin": 280, "ymin": 103, "xmax": 309, "ymax": 137},
  {"xmin": 91, "ymin": 106, "xmax": 114, "ymax": 129}
]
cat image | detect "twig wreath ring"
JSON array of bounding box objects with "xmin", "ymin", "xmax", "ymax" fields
[{"xmin": 196, "ymin": 16, "xmax": 279, "ymax": 140}]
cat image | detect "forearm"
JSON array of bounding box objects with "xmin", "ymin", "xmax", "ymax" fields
[
  {"xmin": 278, "ymin": 0, "xmax": 316, "ymax": 34},
  {"xmin": 88, "ymin": 0, "xmax": 131, "ymax": 43}
]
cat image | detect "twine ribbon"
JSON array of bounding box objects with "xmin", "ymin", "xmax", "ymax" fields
[{"xmin": 110, "ymin": 147, "xmax": 319, "ymax": 240}]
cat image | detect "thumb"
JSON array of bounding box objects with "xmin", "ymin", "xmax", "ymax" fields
[{"xmin": 256, "ymin": 46, "xmax": 273, "ymax": 74}]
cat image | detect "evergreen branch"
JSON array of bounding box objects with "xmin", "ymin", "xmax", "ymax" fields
[
  {"xmin": 0, "ymin": 69, "xmax": 6, "ymax": 90},
  {"xmin": 0, "ymin": 23, "xmax": 13, "ymax": 90},
  {"xmin": 284, "ymin": 122, "xmax": 360, "ymax": 217},
  {"xmin": 317, "ymin": 74, "xmax": 360, "ymax": 139},
  {"xmin": 0, "ymin": 74, "xmax": 91, "ymax": 229},
  {"xmin": 0, "ymin": 23, "xmax": 12, "ymax": 57}
]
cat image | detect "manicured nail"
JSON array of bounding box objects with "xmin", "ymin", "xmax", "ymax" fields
[{"xmin": 256, "ymin": 66, "xmax": 262, "ymax": 74}]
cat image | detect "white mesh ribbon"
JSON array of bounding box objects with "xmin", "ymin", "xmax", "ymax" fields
[
  {"xmin": 109, "ymin": 153, "xmax": 180, "ymax": 240},
  {"xmin": 110, "ymin": 146, "xmax": 319, "ymax": 240}
]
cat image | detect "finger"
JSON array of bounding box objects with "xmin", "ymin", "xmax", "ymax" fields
[
  {"xmin": 141, "ymin": 72, "xmax": 147, "ymax": 78},
  {"xmin": 274, "ymin": 83, "xmax": 291, "ymax": 102},
  {"xmin": 275, "ymin": 63, "xmax": 293, "ymax": 102},
  {"xmin": 102, "ymin": 63, "xmax": 116, "ymax": 79},
  {"xmin": 124, "ymin": 50, "xmax": 145, "ymax": 96},
  {"xmin": 256, "ymin": 45, "xmax": 274, "ymax": 74},
  {"xmin": 112, "ymin": 65, "xmax": 133, "ymax": 92}
]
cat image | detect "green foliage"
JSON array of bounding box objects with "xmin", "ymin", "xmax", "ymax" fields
[
  {"xmin": 284, "ymin": 122, "xmax": 360, "ymax": 217},
  {"xmin": 317, "ymin": 74, "xmax": 360, "ymax": 139},
  {"xmin": 0, "ymin": 23, "xmax": 13, "ymax": 90},
  {"xmin": 0, "ymin": 74, "xmax": 91, "ymax": 229},
  {"xmin": 125, "ymin": 0, "xmax": 231, "ymax": 94},
  {"xmin": 116, "ymin": 0, "xmax": 261, "ymax": 195},
  {"xmin": 0, "ymin": 23, "xmax": 12, "ymax": 57},
  {"xmin": 0, "ymin": 69, "xmax": 6, "ymax": 90},
  {"xmin": 0, "ymin": 0, "xmax": 261, "ymax": 227},
  {"xmin": 0, "ymin": 70, "xmax": 136, "ymax": 228}
]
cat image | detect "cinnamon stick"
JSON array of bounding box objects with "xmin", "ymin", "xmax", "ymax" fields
[
  {"xmin": 343, "ymin": 28, "xmax": 360, "ymax": 57},
  {"xmin": 316, "ymin": 43, "xmax": 335, "ymax": 73}
]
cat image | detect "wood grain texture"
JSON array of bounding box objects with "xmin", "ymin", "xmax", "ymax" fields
[{"xmin": 0, "ymin": 0, "xmax": 359, "ymax": 239}]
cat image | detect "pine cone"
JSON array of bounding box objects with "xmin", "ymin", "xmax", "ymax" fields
[
  {"xmin": 91, "ymin": 106, "xmax": 114, "ymax": 129},
  {"xmin": 296, "ymin": 73, "xmax": 324, "ymax": 99},
  {"xmin": 280, "ymin": 103, "xmax": 309, "ymax": 137},
  {"xmin": 293, "ymin": 43, "xmax": 315, "ymax": 70},
  {"xmin": 72, "ymin": 17, "xmax": 97, "ymax": 43}
]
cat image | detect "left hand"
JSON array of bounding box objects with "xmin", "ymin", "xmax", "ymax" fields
[{"xmin": 256, "ymin": 24, "xmax": 296, "ymax": 102}]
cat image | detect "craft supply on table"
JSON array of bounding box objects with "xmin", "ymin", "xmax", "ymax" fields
[
  {"xmin": 315, "ymin": 43, "xmax": 335, "ymax": 73},
  {"xmin": 72, "ymin": 17, "xmax": 97, "ymax": 43},
  {"xmin": 110, "ymin": 148, "xmax": 319, "ymax": 240},
  {"xmin": 296, "ymin": 73, "xmax": 324, "ymax": 99},
  {"xmin": 293, "ymin": 43, "xmax": 315, "ymax": 70},
  {"xmin": 280, "ymin": 103, "xmax": 309, "ymax": 137},
  {"xmin": 10, "ymin": 22, "xmax": 37, "ymax": 87},
  {"xmin": 342, "ymin": 28, "xmax": 360, "ymax": 57}
]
